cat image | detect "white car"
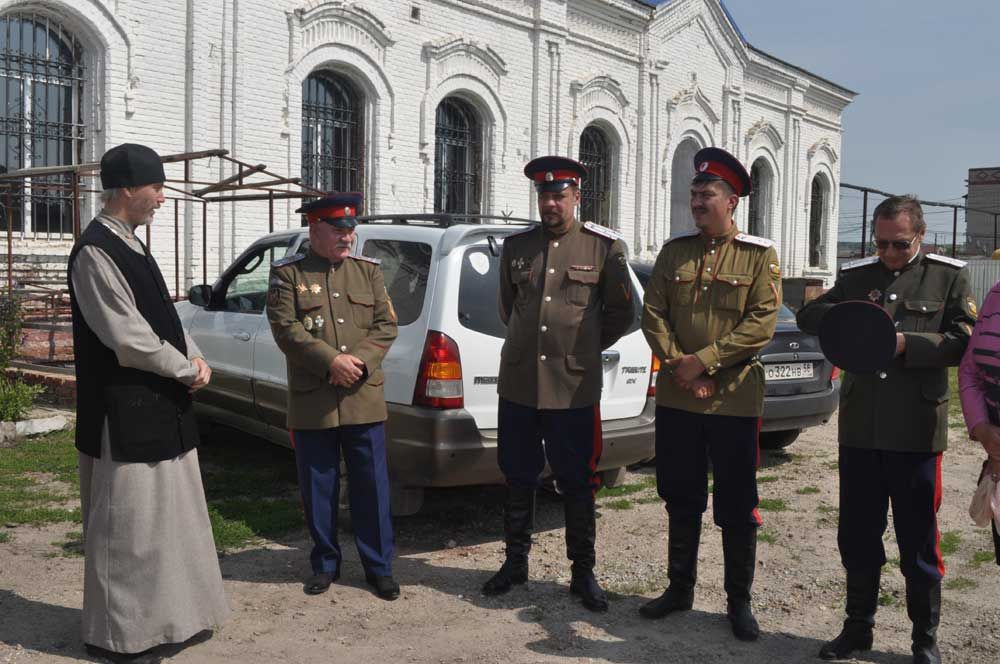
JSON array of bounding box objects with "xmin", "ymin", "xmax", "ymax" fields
[{"xmin": 175, "ymin": 214, "xmax": 656, "ymax": 514}]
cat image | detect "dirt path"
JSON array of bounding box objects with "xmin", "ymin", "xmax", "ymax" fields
[{"xmin": 2, "ymin": 420, "xmax": 999, "ymax": 663}]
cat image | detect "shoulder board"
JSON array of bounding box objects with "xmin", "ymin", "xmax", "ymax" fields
[
  {"xmin": 271, "ymin": 253, "xmax": 304, "ymax": 268},
  {"xmin": 663, "ymin": 230, "xmax": 700, "ymax": 245},
  {"xmin": 840, "ymin": 256, "xmax": 879, "ymax": 271},
  {"xmin": 734, "ymin": 233, "xmax": 774, "ymax": 248},
  {"xmin": 583, "ymin": 221, "xmax": 624, "ymax": 241},
  {"xmin": 349, "ymin": 254, "xmax": 381, "ymax": 265},
  {"xmin": 925, "ymin": 253, "xmax": 967, "ymax": 269}
]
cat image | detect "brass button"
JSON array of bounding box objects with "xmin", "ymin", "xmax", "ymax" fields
[
  {"xmin": 879, "ymin": 371, "xmax": 887, "ymax": 379},
  {"xmin": 545, "ymin": 296, "xmax": 552, "ymax": 302},
  {"xmin": 540, "ymin": 355, "xmax": 547, "ymax": 361},
  {"xmin": 333, "ymin": 292, "xmax": 340, "ymax": 298},
  {"xmin": 540, "ymin": 325, "xmax": 548, "ymax": 332},
  {"xmin": 706, "ymin": 267, "xmax": 712, "ymax": 273},
  {"xmin": 889, "ymin": 293, "xmax": 897, "ymax": 301},
  {"xmin": 702, "ymin": 286, "xmax": 708, "ymax": 291},
  {"xmin": 548, "ymin": 268, "xmax": 555, "ymax": 275},
  {"xmin": 710, "ymin": 249, "xmax": 716, "ymax": 255},
  {"xmin": 893, "ymin": 271, "xmax": 900, "ymax": 277},
  {"xmin": 552, "ymin": 241, "xmax": 559, "ymax": 247},
  {"xmin": 340, "ymin": 345, "xmax": 348, "ymax": 352},
  {"xmin": 336, "ymin": 318, "xmax": 345, "ymax": 324},
  {"xmin": 921, "ymin": 305, "xmax": 927, "ymax": 312}
]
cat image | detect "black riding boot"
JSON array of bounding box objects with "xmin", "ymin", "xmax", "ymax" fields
[
  {"xmin": 639, "ymin": 516, "xmax": 701, "ymax": 619},
  {"xmin": 819, "ymin": 569, "xmax": 879, "ymax": 660},
  {"xmin": 482, "ymin": 487, "xmax": 535, "ymax": 596},
  {"xmin": 565, "ymin": 495, "xmax": 608, "ymax": 612},
  {"xmin": 723, "ymin": 527, "xmax": 760, "ymax": 641},
  {"xmin": 907, "ymin": 579, "xmax": 941, "ymax": 664}
]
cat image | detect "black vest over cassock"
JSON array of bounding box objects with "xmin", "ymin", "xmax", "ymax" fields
[{"xmin": 68, "ymin": 220, "xmax": 199, "ymax": 462}]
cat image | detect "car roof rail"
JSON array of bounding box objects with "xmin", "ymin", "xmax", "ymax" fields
[{"xmin": 356, "ymin": 213, "xmax": 536, "ymax": 228}]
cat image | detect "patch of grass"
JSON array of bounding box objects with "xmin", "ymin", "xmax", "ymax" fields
[
  {"xmin": 758, "ymin": 498, "xmax": 787, "ymax": 512},
  {"xmin": 635, "ymin": 495, "xmax": 662, "ymax": 505},
  {"xmin": 603, "ymin": 499, "xmax": 634, "ymax": 511},
  {"xmin": 757, "ymin": 529, "xmax": 778, "ymax": 544},
  {"xmin": 0, "ymin": 531, "xmax": 10, "ymax": 543},
  {"xmin": 597, "ymin": 482, "xmax": 647, "ymax": 498},
  {"xmin": 757, "ymin": 475, "xmax": 780, "ymax": 484},
  {"xmin": 0, "ymin": 429, "xmax": 81, "ymax": 526},
  {"xmin": 796, "ymin": 486, "xmax": 820, "ymax": 495},
  {"xmin": 878, "ymin": 592, "xmax": 897, "ymax": 607},
  {"xmin": 971, "ymin": 550, "xmax": 995, "ymax": 567},
  {"xmin": 944, "ymin": 577, "xmax": 977, "ymax": 591},
  {"xmin": 207, "ymin": 498, "xmax": 303, "ymax": 550},
  {"xmin": 823, "ymin": 460, "xmax": 839, "ymax": 471},
  {"xmin": 607, "ymin": 575, "xmax": 667, "ymax": 597},
  {"xmin": 51, "ymin": 530, "xmax": 84, "ymax": 557},
  {"xmin": 939, "ymin": 531, "xmax": 962, "ymax": 556},
  {"xmin": 948, "ymin": 367, "xmax": 965, "ymax": 429},
  {"xmin": 817, "ymin": 504, "xmax": 839, "ymax": 515}
]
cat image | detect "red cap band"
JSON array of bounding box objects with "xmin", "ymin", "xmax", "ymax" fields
[
  {"xmin": 532, "ymin": 169, "xmax": 581, "ymax": 185},
  {"xmin": 697, "ymin": 160, "xmax": 743, "ymax": 195},
  {"xmin": 306, "ymin": 205, "xmax": 356, "ymax": 224}
]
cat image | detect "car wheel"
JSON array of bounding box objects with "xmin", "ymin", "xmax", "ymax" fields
[
  {"xmin": 600, "ymin": 467, "xmax": 628, "ymax": 488},
  {"xmin": 759, "ymin": 429, "xmax": 800, "ymax": 450}
]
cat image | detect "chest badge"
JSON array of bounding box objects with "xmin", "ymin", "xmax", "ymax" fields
[
  {"xmin": 511, "ymin": 257, "xmax": 529, "ymax": 271},
  {"xmin": 315, "ymin": 315, "xmax": 325, "ymax": 329},
  {"xmin": 296, "ymin": 283, "xmax": 308, "ymax": 294},
  {"xmin": 570, "ymin": 265, "xmax": 596, "ymax": 271},
  {"xmin": 868, "ymin": 289, "xmax": 882, "ymax": 303},
  {"xmin": 302, "ymin": 316, "xmax": 314, "ymax": 331},
  {"xmin": 309, "ymin": 284, "xmax": 322, "ymax": 294}
]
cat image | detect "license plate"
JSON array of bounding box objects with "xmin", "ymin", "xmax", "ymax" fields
[{"xmin": 765, "ymin": 362, "xmax": 814, "ymax": 381}]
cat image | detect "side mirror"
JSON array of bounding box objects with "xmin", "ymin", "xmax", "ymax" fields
[{"xmin": 188, "ymin": 284, "xmax": 212, "ymax": 307}]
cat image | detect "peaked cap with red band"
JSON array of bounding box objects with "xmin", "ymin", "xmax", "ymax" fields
[
  {"xmin": 524, "ymin": 155, "xmax": 588, "ymax": 193},
  {"xmin": 692, "ymin": 147, "xmax": 752, "ymax": 197},
  {"xmin": 295, "ymin": 192, "xmax": 363, "ymax": 228}
]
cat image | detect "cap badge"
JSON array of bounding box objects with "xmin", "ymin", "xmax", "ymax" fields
[
  {"xmin": 698, "ymin": 162, "xmax": 709, "ymax": 172},
  {"xmin": 544, "ymin": 171, "xmax": 554, "ymax": 182}
]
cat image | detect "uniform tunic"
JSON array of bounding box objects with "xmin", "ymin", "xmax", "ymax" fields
[
  {"xmin": 72, "ymin": 213, "xmax": 228, "ymax": 653},
  {"xmin": 498, "ymin": 220, "xmax": 633, "ymax": 410},
  {"xmin": 642, "ymin": 225, "xmax": 782, "ymax": 417}
]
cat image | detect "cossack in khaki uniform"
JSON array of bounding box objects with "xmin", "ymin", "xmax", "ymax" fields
[
  {"xmin": 266, "ymin": 250, "xmax": 397, "ymax": 429},
  {"xmin": 498, "ymin": 220, "xmax": 634, "ymax": 410},
  {"xmin": 642, "ymin": 224, "xmax": 782, "ymax": 417}
]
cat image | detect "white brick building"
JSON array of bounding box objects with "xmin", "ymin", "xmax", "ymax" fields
[{"xmin": 0, "ymin": 0, "xmax": 854, "ymax": 293}]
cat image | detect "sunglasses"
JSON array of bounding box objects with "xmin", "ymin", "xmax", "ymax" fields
[{"xmin": 872, "ymin": 235, "xmax": 918, "ymax": 252}]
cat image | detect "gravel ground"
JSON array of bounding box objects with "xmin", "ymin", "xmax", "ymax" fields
[{"xmin": 2, "ymin": 419, "xmax": 999, "ymax": 663}]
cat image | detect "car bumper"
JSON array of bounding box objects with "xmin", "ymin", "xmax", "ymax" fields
[
  {"xmin": 761, "ymin": 381, "xmax": 840, "ymax": 432},
  {"xmin": 384, "ymin": 398, "xmax": 657, "ymax": 488}
]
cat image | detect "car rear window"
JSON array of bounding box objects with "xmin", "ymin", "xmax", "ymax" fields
[
  {"xmin": 362, "ymin": 239, "xmax": 432, "ymax": 326},
  {"xmin": 459, "ymin": 244, "xmax": 641, "ymax": 339}
]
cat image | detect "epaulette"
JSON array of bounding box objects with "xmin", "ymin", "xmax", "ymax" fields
[
  {"xmin": 349, "ymin": 254, "xmax": 381, "ymax": 265},
  {"xmin": 734, "ymin": 233, "xmax": 775, "ymax": 248},
  {"xmin": 271, "ymin": 253, "xmax": 304, "ymax": 268},
  {"xmin": 583, "ymin": 221, "xmax": 624, "ymax": 241},
  {"xmin": 840, "ymin": 255, "xmax": 879, "ymax": 271},
  {"xmin": 925, "ymin": 253, "xmax": 967, "ymax": 269},
  {"xmin": 663, "ymin": 230, "xmax": 700, "ymax": 245}
]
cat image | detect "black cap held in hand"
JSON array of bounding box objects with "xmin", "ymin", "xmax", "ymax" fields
[{"xmin": 100, "ymin": 143, "xmax": 166, "ymax": 189}]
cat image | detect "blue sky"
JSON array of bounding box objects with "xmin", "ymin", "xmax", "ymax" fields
[{"xmin": 652, "ymin": 0, "xmax": 1000, "ymax": 237}]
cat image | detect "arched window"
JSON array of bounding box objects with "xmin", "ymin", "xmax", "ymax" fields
[
  {"xmin": 747, "ymin": 159, "xmax": 773, "ymax": 237},
  {"xmin": 809, "ymin": 175, "xmax": 828, "ymax": 267},
  {"xmin": 578, "ymin": 125, "xmax": 612, "ymax": 226},
  {"xmin": 434, "ymin": 97, "xmax": 482, "ymax": 215},
  {"xmin": 0, "ymin": 13, "xmax": 85, "ymax": 237},
  {"xmin": 302, "ymin": 72, "xmax": 364, "ymax": 197},
  {"xmin": 669, "ymin": 139, "xmax": 701, "ymax": 237}
]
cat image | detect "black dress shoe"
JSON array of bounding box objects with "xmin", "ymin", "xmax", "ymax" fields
[
  {"xmin": 84, "ymin": 644, "xmax": 163, "ymax": 664},
  {"xmin": 304, "ymin": 570, "xmax": 339, "ymax": 595},
  {"xmin": 365, "ymin": 572, "xmax": 400, "ymax": 600},
  {"xmin": 638, "ymin": 586, "xmax": 694, "ymax": 619}
]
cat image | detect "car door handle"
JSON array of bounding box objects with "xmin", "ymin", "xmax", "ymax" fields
[
  {"xmin": 602, "ymin": 351, "xmax": 620, "ymax": 364},
  {"xmin": 232, "ymin": 331, "xmax": 251, "ymax": 342}
]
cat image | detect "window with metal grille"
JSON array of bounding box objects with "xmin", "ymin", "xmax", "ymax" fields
[
  {"xmin": 578, "ymin": 125, "xmax": 611, "ymax": 226},
  {"xmin": 747, "ymin": 159, "xmax": 771, "ymax": 237},
  {"xmin": 0, "ymin": 13, "xmax": 85, "ymax": 237},
  {"xmin": 434, "ymin": 97, "xmax": 481, "ymax": 215},
  {"xmin": 301, "ymin": 72, "xmax": 363, "ymax": 205},
  {"xmin": 809, "ymin": 176, "xmax": 827, "ymax": 267}
]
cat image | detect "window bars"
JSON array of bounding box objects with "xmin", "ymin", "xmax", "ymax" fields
[
  {"xmin": 578, "ymin": 125, "xmax": 611, "ymax": 227},
  {"xmin": 434, "ymin": 97, "xmax": 482, "ymax": 215},
  {"xmin": 0, "ymin": 13, "xmax": 85, "ymax": 239},
  {"xmin": 301, "ymin": 72, "xmax": 364, "ymax": 202}
]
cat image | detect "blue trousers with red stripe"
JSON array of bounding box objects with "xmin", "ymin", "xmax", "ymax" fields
[
  {"xmin": 292, "ymin": 423, "xmax": 395, "ymax": 576},
  {"xmin": 838, "ymin": 446, "xmax": 944, "ymax": 582},
  {"xmin": 655, "ymin": 406, "xmax": 762, "ymax": 529},
  {"xmin": 497, "ymin": 398, "xmax": 602, "ymax": 498}
]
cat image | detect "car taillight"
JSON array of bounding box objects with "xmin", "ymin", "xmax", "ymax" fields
[
  {"xmin": 831, "ymin": 366, "xmax": 841, "ymax": 382},
  {"xmin": 648, "ymin": 354, "xmax": 660, "ymax": 397},
  {"xmin": 413, "ymin": 330, "xmax": 464, "ymax": 409}
]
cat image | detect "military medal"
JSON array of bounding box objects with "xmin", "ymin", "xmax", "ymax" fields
[
  {"xmin": 315, "ymin": 315, "xmax": 325, "ymax": 329},
  {"xmin": 303, "ymin": 316, "xmax": 313, "ymax": 331},
  {"xmin": 310, "ymin": 284, "xmax": 322, "ymax": 294},
  {"xmin": 296, "ymin": 284, "xmax": 307, "ymax": 294},
  {"xmin": 968, "ymin": 297, "xmax": 978, "ymax": 318},
  {"xmin": 868, "ymin": 289, "xmax": 882, "ymax": 302}
]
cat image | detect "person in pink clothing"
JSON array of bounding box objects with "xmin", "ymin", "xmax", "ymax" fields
[{"xmin": 957, "ymin": 283, "xmax": 1000, "ymax": 565}]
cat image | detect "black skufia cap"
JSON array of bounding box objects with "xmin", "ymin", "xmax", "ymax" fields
[{"xmin": 100, "ymin": 143, "xmax": 166, "ymax": 189}]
